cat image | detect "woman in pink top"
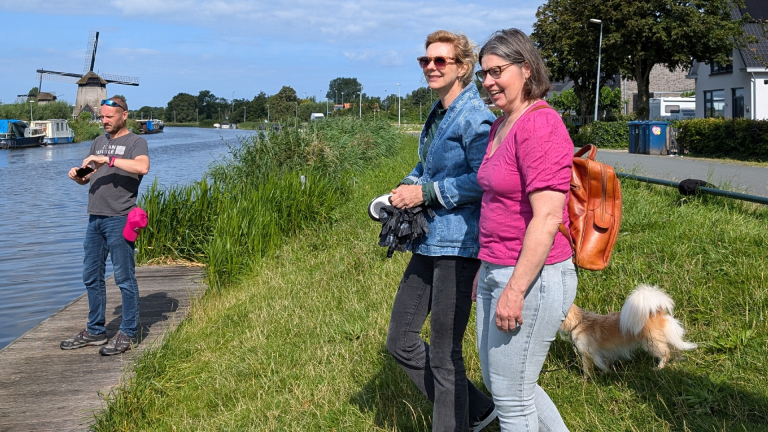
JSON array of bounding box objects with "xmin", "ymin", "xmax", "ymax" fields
[{"xmin": 473, "ymin": 29, "xmax": 577, "ymax": 431}]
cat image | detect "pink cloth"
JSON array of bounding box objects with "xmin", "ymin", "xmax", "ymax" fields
[{"xmin": 477, "ymin": 101, "xmax": 573, "ymax": 266}]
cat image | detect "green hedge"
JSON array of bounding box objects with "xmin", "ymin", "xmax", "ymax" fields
[
  {"xmin": 569, "ymin": 121, "xmax": 629, "ymax": 149},
  {"xmin": 676, "ymin": 118, "xmax": 768, "ymax": 161}
]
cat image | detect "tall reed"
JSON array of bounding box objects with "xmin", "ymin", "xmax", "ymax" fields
[{"xmin": 136, "ymin": 117, "xmax": 400, "ymax": 288}]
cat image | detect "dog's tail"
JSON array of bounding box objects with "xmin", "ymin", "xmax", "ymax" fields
[
  {"xmin": 619, "ymin": 284, "xmax": 697, "ymax": 351},
  {"xmin": 619, "ymin": 284, "xmax": 676, "ymax": 337}
]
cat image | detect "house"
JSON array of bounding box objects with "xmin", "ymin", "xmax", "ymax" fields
[{"xmin": 686, "ymin": 0, "xmax": 768, "ymax": 120}]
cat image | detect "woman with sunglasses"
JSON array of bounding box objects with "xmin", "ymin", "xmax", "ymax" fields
[
  {"xmin": 386, "ymin": 30, "xmax": 497, "ymax": 432},
  {"xmin": 472, "ymin": 29, "xmax": 576, "ymax": 431}
]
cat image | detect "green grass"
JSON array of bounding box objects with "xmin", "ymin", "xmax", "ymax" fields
[
  {"xmin": 136, "ymin": 117, "xmax": 399, "ymax": 289},
  {"xmin": 95, "ymin": 136, "xmax": 768, "ymax": 431}
]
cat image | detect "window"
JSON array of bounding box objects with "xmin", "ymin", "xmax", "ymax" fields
[
  {"xmin": 732, "ymin": 88, "xmax": 744, "ymax": 119},
  {"xmin": 665, "ymin": 105, "xmax": 680, "ymax": 114},
  {"xmin": 704, "ymin": 90, "xmax": 725, "ymax": 118},
  {"xmin": 711, "ymin": 62, "xmax": 733, "ymax": 74}
]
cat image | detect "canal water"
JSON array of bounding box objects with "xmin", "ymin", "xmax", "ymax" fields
[{"xmin": 0, "ymin": 127, "xmax": 256, "ymax": 350}]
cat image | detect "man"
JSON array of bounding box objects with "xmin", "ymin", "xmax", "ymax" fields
[{"xmin": 61, "ymin": 96, "xmax": 150, "ymax": 356}]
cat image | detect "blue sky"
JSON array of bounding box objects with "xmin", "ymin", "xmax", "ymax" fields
[{"xmin": 1, "ymin": 0, "xmax": 544, "ymax": 108}]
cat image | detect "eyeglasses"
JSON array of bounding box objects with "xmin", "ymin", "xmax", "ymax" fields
[
  {"xmin": 475, "ymin": 63, "xmax": 516, "ymax": 81},
  {"xmin": 417, "ymin": 56, "xmax": 456, "ymax": 69},
  {"xmin": 100, "ymin": 99, "xmax": 127, "ymax": 111}
]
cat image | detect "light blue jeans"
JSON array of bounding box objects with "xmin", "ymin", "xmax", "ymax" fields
[{"xmin": 475, "ymin": 258, "xmax": 577, "ymax": 431}]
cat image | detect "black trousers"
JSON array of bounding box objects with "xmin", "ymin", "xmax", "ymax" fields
[{"xmin": 386, "ymin": 253, "xmax": 492, "ymax": 431}]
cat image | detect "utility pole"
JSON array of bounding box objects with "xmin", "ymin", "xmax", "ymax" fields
[{"xmin": 396, "ymin": 83, "xmax": 401, "ymax": 127}]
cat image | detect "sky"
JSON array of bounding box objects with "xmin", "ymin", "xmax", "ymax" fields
[{"xmin": 1, "ymin": 0, "xmax": 545, "ymax": 108}]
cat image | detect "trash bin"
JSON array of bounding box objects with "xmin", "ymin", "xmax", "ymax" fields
[
  {"xmin": 638, "ymin": 122, "xmax": 650, "ymax": 154},
  {"xmin": 628, "ymin": 121, "xmax": 641, "ymax": 154},
  {"xmin": 647, "ymin": 121, "xmax": 670, "ymax": 155}
]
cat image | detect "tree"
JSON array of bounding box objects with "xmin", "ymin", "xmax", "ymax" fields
[
  {"xmin": 533, "ymin": 0, "xmax": 749, "ymax": 120},
  {"xmin": 28, "ymin": 87, "xmax": 39, "ymax": 98},
  {"xmin": 137, "ymin": 105, "xmax": 165, "ymax": 120},
  {"xmin": 598, "ymin": 86, "xmax": 623, "ymax": 115},
  {"xmin": 326, "ymin": 78, "xmax": 363, "ymax": 105},
  {"xmin": 268, "ymin": 86, "xmax": 299, "ymax": 122},
  {"xmin": 548, "ymin": 89, "xmax": 579, "ymax": 114},
  {"xmin": 166, "ymin": 93, "xmax": 198, "ymax": 123},
  {"xmin": 532, "ymin": 0, "xmax": 621, "ymax": 118},
  {"xmin": 603, "ymin": 0, "xmax": 747, "ymax": 119}
]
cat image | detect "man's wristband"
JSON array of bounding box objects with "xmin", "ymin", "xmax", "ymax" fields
[{"xmin": 108, "ymin": 157, "xmax": 116, "ymax": 167}]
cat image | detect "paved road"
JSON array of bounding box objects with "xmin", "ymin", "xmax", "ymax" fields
[
  {"xmin": 595, "ymin": 150, "xmax": 768, "ymax": 198},
  {"xmin": 406, "ymin": 129, "xmax": 767, "ymax": 198}
]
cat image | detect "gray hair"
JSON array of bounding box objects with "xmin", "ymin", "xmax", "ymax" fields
[{"xmin": 479, "ymin": 29, "xmax": 551, "ymax": 101}]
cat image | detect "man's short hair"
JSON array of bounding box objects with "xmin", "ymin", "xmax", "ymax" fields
[{"xmin": 109, "ymin": 96, "xmax": 128, "ymax": 111}]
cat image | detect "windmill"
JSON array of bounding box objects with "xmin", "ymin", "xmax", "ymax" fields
[{"xmin": 37, "ymin": 31, "xmax": 140, "ymax": 117}]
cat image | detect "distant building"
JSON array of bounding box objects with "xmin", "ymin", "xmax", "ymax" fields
[
  {"xmin": 36, "ymin": 92, "xmax": 58, "ymax": 105},
  {"xmin": 620, "ymin": 66, "xmax": 694, "ymax": 114},
  {"xmin": 686, "ymin": 0, "xmax": 768, "ymax": 120}
]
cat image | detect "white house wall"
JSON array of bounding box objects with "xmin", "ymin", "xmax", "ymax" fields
[
  {"xmin": 693, "ymin": 50, "xmax": 768, "ymax": 120},
  {"xmin": 753, "ymin": 72, "xmax": 768, "ymax": 120}
]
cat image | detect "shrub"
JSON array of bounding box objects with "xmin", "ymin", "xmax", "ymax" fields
[
  {"xmin": 676, "ymin": 118, "xmax": 768, "ymax": 161},
  {"xmin": 572, "ymin": 120, "xmax": 629, "ymax": 149}
]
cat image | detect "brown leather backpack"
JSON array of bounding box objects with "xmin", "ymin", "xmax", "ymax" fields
[{"xmin": 558, "ymin": 144, "xmax": 623, "ymax": 270}]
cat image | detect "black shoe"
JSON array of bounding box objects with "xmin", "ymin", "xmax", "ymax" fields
[
  {"xmin": 60, "ymin": 329, "xmax": 107, "ymax": 350},
  {"xmin": 471, "ymin": 403, "xmax": 498, "ymax": 432},
  {"xmin": 98, "ymin": 331, "xmax": 136, "ymax": 356}
]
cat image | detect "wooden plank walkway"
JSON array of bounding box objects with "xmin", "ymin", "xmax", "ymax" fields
[{"xmin": 0, "ymin": 265, "xmax": 205, "ymax": 431}]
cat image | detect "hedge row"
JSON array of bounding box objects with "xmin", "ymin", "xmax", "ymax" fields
[
  {"xmin": 569, "ymin": 121, "xmax": 629, "ymax": 149},
  {"xmin": 676, "ymin": 118, "xmax": 768, "ymax": 161}
]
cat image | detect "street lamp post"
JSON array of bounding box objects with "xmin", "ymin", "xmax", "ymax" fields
[
  {"xmin": 267, "ymin": 104, "xmax": 270, "ymax": 122},
  {"xmin": 396, "ymin": 83, "xmax": 401, "ymax": 127},
  {"xmin": 358, "ymin": 86, "xmax": 363, "ymax": 119},
  {"xmin": 590, "ymin": 18, "xmax": 603, "ymax": 122},
  {"xmin": 341, "ymin": 92, "xmax": 344, "ymax": 108},
  {"xmin": 29, "ymin": 101, "xmax": 34, "ymax": 122}
]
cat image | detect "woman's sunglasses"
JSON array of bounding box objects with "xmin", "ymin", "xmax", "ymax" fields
[
  {"xmin": 100, "ymin": 99, "xmax": 127, "ymax": 111},
  {"xmin": 475, "ymin": 63, "xmax": 516, "ymax": 81},
  {"xmin": 417, "ymin": 56, "xmax": 456, "ymax": 69}
]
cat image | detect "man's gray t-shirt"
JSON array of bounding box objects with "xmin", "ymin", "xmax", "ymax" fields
[{"xmin": 87, "ymin": 132, "xmax": 149, "ymax": 216}]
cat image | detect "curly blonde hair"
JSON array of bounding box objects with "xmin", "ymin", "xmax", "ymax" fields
[{"xmin": 425, "ymin": 30, "xmax": 478, "ymax": 88}]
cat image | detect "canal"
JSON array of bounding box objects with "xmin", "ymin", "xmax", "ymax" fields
[{"xmin": 0, "ymin": 127, "xmax": 256, "ymax": 350}]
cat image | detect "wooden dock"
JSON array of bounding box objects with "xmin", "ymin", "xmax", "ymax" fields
[{"xmin": 0, "ymin": 265, "xmax": 205, "ymax": 431}]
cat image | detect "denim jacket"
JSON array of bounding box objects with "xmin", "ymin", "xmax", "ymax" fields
[{"xmin": 402, "ymin": 84, "xmax": 496, "ymax": 257}]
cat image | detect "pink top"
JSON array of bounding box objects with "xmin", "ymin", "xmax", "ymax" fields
[{"xmin": 477, "ymin": 101, "xmax": 573, "ymax": 266}]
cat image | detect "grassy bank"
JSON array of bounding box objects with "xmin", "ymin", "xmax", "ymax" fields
[{"xmin": 96, "ymin": 135, "xmax": 768, "ymax": 430}]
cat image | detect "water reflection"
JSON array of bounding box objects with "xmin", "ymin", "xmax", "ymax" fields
[{"xmin": 0, "ymin": 127, "xmax": 254, "ymax": 349}]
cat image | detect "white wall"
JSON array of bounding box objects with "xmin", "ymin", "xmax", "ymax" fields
[{"xmin": 693, "ymin": 50, "xmax": 768, "ymax": 120}]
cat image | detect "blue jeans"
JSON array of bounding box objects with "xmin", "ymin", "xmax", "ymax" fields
[
  {"xmin": 83, "ymin": 214, "xmax": 139, "ymax": 338},
  {"xmin": 387, "ymin": 254, "xmax": 493, "ymax": 431},
  {"xmin": 475, "ymin": 259, "xmax": 577, "ymax": 432}
]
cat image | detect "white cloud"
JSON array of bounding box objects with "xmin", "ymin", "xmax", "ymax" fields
[{"xmin": 0, "ymin": 0, "xmax": 540, "ymax": 43}]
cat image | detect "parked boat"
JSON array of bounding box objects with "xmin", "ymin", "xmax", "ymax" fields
[
  {"xmin": 214, "ymin": 122, "xmax": 237, "ymax": 129},
  {"xmin": 0, "ymin": 120, "xmax": 44, "ymax": 149},
  {"xmin": 136, "ymin": 119, "xmax": 164, "ymax": 134},
  {"xmin": 29, "ymin": 119, "xmax": 75, "ymax": 145}
]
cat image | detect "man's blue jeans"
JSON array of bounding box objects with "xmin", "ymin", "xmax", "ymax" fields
[{"xmin": 83, "ymin": 214, "xmax": 139, "ymax": 338}]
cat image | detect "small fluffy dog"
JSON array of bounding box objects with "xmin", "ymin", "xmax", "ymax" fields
[{"xmin": 559, "ymin": 284, "xmax": 697, "ymax": 374}]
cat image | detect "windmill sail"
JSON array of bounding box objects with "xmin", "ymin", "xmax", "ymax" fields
[{"xmin": 84, "ymin": 31, "xmax": 98, "ymax": 74}]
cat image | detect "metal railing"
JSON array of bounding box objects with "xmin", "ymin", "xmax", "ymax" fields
[{"xmin": 618, "ymin": 173, "xmax": 768, "ymax": 206}]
